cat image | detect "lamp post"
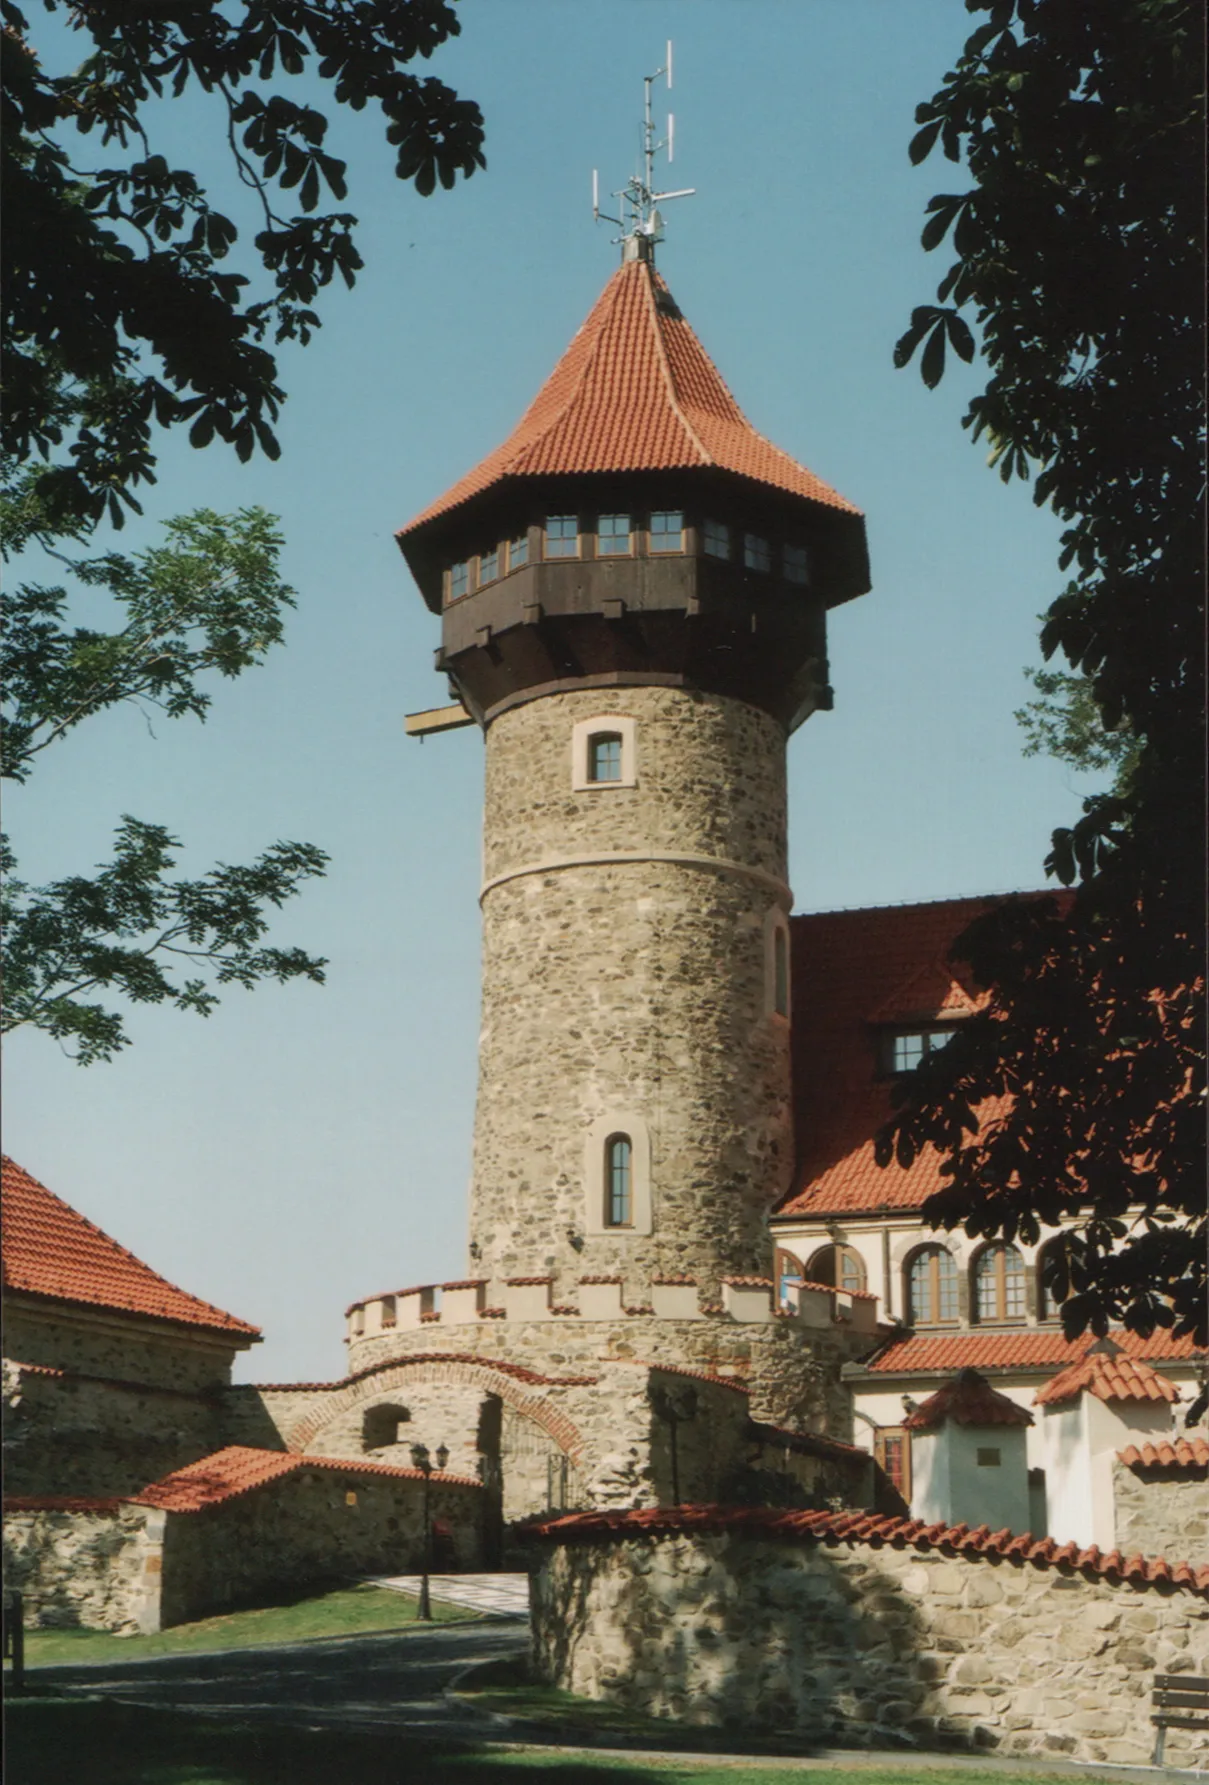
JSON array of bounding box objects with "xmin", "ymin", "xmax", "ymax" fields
[{"xmin": 409, "ymin": 1441, "xmax": 449, "ymax": 1620}]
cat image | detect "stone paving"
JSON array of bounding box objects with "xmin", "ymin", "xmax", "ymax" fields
[{"xmin": 367, "ymin": 1571, "xmax": 531, "ymax": 1617}]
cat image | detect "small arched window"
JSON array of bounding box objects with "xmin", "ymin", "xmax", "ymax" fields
[
  {"xmin": 973, "ymin": 1243, "xmax": 1026, "ymax": 1323},
  {"xmin": 362, "ymin": 1404, "xmax": 410, "ymax": 1451},
  {"xmin": 1036, "ymin": 1239, "xmax": 1066, "ymax": 1322},
  {"xmin": 604, "ymin": 1135, "xmax": 633, "ymax": 1227},
  {"xmin": 907, "ymin": 1246, "xmax": 959, "ymax": 1326},
  {"xmin": 587, "ymin": 733, "xmax": 623, "ymax": 783},
  {"xmin": 807, "ymin": 1244, "xmax": 867, "ymax": 1296}
]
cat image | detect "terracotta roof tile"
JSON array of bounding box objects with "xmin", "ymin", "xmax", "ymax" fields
[
  {"xmin": 903, "ymin": 1368, "xmax": 1033, "ymax": 1430},
  {"xmin": 863, "ymin": 1328, "xmax": 1204, "ymax": 1376},
  {"xmin": 520, "ymin": 1504, "xmax": 1209, "ymax": 1596},
  {"xmin": 1119, "ymin": 1438, "xmax": 1209, "ymax": 1470},
  {"xmin": 129, "ymin": 1445, "xmax": 481, "ymax": 1513},
  {"xmin": 1035, "ymin": 1348, "xmax": 1181, "ymax": 1408},
  {"xmin": 3, "ymin": 1496, "xmax": 124, "ymax": 1514},
  {"xmin": 1, "ymin": 1157, "xmax": 259, "ymax": 1339},
  {"xmin": 400, "ymin": 259, "xmax": 861, "ymax": 535},
  {"xmin": 774, "ymin": 895, "xmax": 1069, "ymax": 1219}
]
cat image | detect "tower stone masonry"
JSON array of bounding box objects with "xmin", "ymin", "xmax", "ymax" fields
[{"xmin": 334, "ymin": 243, "xmax": 877, "ymax": 1518}]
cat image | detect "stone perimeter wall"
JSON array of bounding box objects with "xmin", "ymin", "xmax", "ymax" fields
[
  {"xmin": 1113, "ymin": 1460, "xmax": 1209, "ymax": 1567},
  {"xmin": 473, "ymin": 686, "xmax": 793, "ymax": 1299},
  {"xmin": 531, "ymin": 1531, "xmax": 1209, "ymax": 1769}
]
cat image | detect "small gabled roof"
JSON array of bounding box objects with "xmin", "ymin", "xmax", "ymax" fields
[
  {"xmin": 904, "ymin": 1368, "xmax": 1033, "ymax": 1431},
  {"xmin": 1035, "ymin": 1345, "xmax": 1181, "ymax": 1409},
  {"xmin": 129, "ymin": 1445, "xmax": 480, "ymax": 1512},
  {"xmin": 400, "ymin": 257, "xmax": 862, "ymax": 536},
  {"xmin": 1, "ymin": 1156, "xmax": 259, "ymax": 1341}
]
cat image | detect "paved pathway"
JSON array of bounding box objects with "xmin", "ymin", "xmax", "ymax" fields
[
  {"xmin": 368, "ymin": 1571, "xmax": 530, "ymax": 1617},
  {"xmin": 32, "ymin": 1621, "xmax": 529, "ymax": 1738}
]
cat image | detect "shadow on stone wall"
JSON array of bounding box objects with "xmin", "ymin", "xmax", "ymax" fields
[{"xmin": 535, "ymin": 1536, "xmax": 939, "ymax": 1752}]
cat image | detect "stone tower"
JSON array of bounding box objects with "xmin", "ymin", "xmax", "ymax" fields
[
  {"xmin": 320, "ymin": 238, "xmax": 877, "ymax": 1520},
  {"xmin": 396, "ymin": 241, "xmax": 869, "ymax": 1312}
]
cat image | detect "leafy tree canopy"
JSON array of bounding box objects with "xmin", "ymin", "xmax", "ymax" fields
[
  {"xmin": 2, "ymin": 508, "xmax": 329, "ymax": 1062},
  {"xmin": 883, "ymin": 0, "xmax": 1205, "ymax": 1346},
  {"xmin": 2, "ymin": 0, "xmax": 485, "ymax": 538}
]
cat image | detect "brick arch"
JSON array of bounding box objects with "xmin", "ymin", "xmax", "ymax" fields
[{"xmin": 285, "ymin": 1357, "xmax": 586, "ymax": 1462}]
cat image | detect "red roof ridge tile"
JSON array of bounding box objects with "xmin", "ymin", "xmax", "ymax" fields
[
  {"xmin": 1119, "ymin": 1437, "xmax": 1209, "ymax": 1470},
  {"xmin": 1, "ymin": 1157, "xmax": 259, "ymax": 1339},
  {"xmin": 518, "ymin": 1503, "xmax": 1209, "ymax": 1596},
  {"xmin": 1035, "ymin": 1349, "xmax": 1181, "ymax": 1408},
  {"xmin": 904, "ymin": 1368, "xmax": 1033, "ymax": 1431},
  {"xmin": 625, "ymin": 1360, "xmax": 750, "ymax": 1393}
]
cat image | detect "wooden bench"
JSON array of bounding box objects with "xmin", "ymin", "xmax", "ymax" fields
[{"xmin": 1152, "ymin": 1671, "xmax": 1209, "ymax": 1765}]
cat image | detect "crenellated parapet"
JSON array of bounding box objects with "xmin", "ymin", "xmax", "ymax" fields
[{"xmin": 344, "ymin": 1273, "xmax": 878, "ymax": 1345}]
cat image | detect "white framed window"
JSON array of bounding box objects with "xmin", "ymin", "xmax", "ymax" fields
[
  {"xmin": 584, "ymin": 1112, "xmax": 652, "ymax": 1236},
  {"xmin": 744, "ymin": 532, "xmax": 771, "ymax": 573},
  {"xmin": 703, "ymin": 518, "xmax": 731, "ymax": 560},
  {"xmin": 783, "ymin": 542, "xmax": 809, "ymax": 586},
  {"xmin": 447, "ymin": 560, "xmax": 469, "ymax": 602},
  {"xmin": 479, "ymin": 545, "xmax": 499, "ymax": 584},
  {"xmin": 887, "ymin": 1027, "xmax": 956, "ymax": 1073},
  {"xmin": 597, "ymin": 514, "xmax": 632, "ymax": 556},
  {"xmin": 545, "ymin": 515, "xmax": 579, "ymax": 558},
  {"xmin": 649, "ymin": 510, "xmax": 683, "ymax": 552},
  {"xmin": 763, "ymin": 907, "xmax": 791, "ymax": 1020},
  {"xmin": 508, "ymin": 533, "xmax": 529, "ymax": 570},
  {"xmin": 571, "ymin": 714, "xmax": 637, "ymax": 791}
]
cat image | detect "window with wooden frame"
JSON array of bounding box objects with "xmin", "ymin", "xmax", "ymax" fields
[
  {"xmin": 597, "ymin": 514, "xmax": 632, "ymax": 555},
  {"xmin": 587, "ymin": 732, "xmax": 623, "ymax": 783},
  {"xmin": 478, "ymin": 544, "xmax": 499, "ymax": 584},
  {"xmin": 783, "ymin": 542, "xmax": 810, "ymax": 585},
  {"xmin": 507, "ymin": 532, "xmax": 529, "ymax": 570},
  {"xmin": 907, "ymin": 1245, "xmax": 959, "ymax": 1326},
  {"xmin": 744, "ymin": 531, "xmax": 771, "ymax": 572},
  {"xmin": 972, "ymin": 1243, "xmax": 1026, "ymax": 1323},
  {"xmin": 649, "ymin": 510, "xmax": 683, "ymax": 552},
  {"xmin": 873, "ymin": 1425, "xmax": 911, "ymax": 1502},
  {"xmin": 447, "ymin": 559, "xmax": 469, "ymax": 603},
  {"xmin": 545, "ymin": 514, "xmax": 579, "ymax": 558},
  {"xmin": 886, "ymin": 1027, "xmax": 957, "ymax": 1074},
  {"xmin": 702, "ymin": 518, "xmax": 731, "ymax": 559},
  {"xmin": 806, "ymin": 1243, "xmax": 867, "ymax": 1295}
]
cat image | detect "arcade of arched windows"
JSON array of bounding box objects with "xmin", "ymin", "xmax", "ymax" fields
[{"xmin": 895, "ymin": 1237, "xmax": 1067, "ymax": 1328}]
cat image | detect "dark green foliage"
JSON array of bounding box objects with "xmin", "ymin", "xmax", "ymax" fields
[
  {"xmin": 883, "ymin": 0, "xmax": 1205, "ymax": 1345},
  {"xmin": 2, "ymin": 0, "xmax": 485, "ymax": 536},
  {"xmin": 1015, "ymin": 665, "xmax": 1142, "ymax": 788},
  {"xmin": 2, "ymin": 508, "xmax": 328, "ymax": 1063}
]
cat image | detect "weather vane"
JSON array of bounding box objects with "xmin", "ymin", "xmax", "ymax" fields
[{"xmin": 593, "ymin": 42, "xmax": 695, "ymax": 261}]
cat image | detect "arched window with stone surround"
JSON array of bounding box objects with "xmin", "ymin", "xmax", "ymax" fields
[
  {"xmin": 972, "ymin": 1242, "xmax": 1026, "ymax": 1323},
  {"xmin": 1036, "ymin": 1238, "xmax": 1067, "ymax": 1322},
  {"xmin": 362, "ymin": 1403, "xmax": 410, "ymax": 1451},
  {"xmin": 806, "ymin": 1243, "xmax": 867, "ymax": 1295},
  {"xmin": 604, "ymin": 1135, "xmax": 633, "ymax": 1228},
  {"xmin": 906, "ymin": 1244, "xmax": 959, "ymax": 1326}
]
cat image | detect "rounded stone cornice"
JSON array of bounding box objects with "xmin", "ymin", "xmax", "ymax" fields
[{"xmin": 479, "ymin": 848, "xmax": 793, "ymax": 908}]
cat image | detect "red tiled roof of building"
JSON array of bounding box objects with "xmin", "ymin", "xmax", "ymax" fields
[
  {"xmin": 400, "ymin": 258, "xmax": 861, "ymax": 535},
  {"xmin": 3, "ymin": 1495, "xmax": 124, "ymax": 1514},
  {"xmin": 129, "ymin": 1445, "xmax": 481, "ymax": 1513},
  {"xmin": 1, "ymin": 1157, "xmax": 259, "ymax": 1340},
  {"xmin": 862, "ymin": 1327, "xmax": 1204, "ymax": 1377},
  {"xmin": 1120, "ymin": 1439, "xmax": 1209, "ymax": 1470},
  {"xmin": 520, "ymin": 1504, "xmax": 1209, "ymax": 1597},
  {"xmin": 776, "ymin": 896, "xmax": 1025, "ymax": 1219},
  {"xmin": 903, "ymin": 1368, "xmax": 1033, "ymax": 1431},
  {"xmin": 1035, "ymin": 1348, "xmax": 1181, "ymax": 1408}
]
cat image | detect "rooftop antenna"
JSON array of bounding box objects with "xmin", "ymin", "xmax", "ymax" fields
[{"xmin": 593, "ymin": 40, "xmax": 695, "ymax": 263}]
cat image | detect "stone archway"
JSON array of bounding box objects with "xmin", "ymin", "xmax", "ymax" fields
[{"xmin": 285, "ymin": 1353, "xmax": 586, "ymax": 1466}]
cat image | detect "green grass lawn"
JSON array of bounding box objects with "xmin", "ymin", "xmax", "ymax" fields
[
  {"xmin": 2, "ymin": 1698, "xmax": 1118, "ymax": 1785},
  {"xmin": 12, "ymin": 1582, "xmax": 474, "ymax": 1668}
]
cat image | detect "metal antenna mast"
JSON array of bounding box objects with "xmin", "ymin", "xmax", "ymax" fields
[{"xmin": 593, "ymin": 41, "xmax": 695, "ymax": 261}]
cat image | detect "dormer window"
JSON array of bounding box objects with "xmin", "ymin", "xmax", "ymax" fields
[
  {"xmin": 703, "ymin": 518, "xmax": 731, "ymax": 560},
  {"xmin": 888, "ymin": 1027, "xmax": 956, "ymax": 1074},
  {"xmin": 783, "ymin": 543, "xmax": 809, "ymax": 586},
  {"xmin": 649, "ymin": 510, "xmax": 683, "ymax": 552},
  {"xmin": 479, "ymin": 545, "xmax": 499, "ymax": 584},
  {"xmin": 508, "ymin": 533, "xmax": 529, "ymax": 570},
  {"xmin": 448, "ymin": 560, "xmax": 469, "ymax": 602},
  {"xmin": 598, "ymin": 514, "xmax": 631, "ymax": 556},
  {"xmin": 744, "ymin": 532, "xmax": 770, "ymax": 573},
  {"xmin": 545, "ymin": 515, "xmax": 579, "ymax": 558}
]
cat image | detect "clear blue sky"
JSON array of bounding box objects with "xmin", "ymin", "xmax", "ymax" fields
[{"xmin": 5, "ymin": 1, "xmax": 1090, "ymax": 1383}]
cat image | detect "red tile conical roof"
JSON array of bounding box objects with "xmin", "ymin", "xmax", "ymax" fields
[
  {"xmin": 401, "ymin": 257, "xmax": 861, "ymax": 534},
  {"xmin": 1, "ymin": 1156, "xmax": 259, "ymax": 1339},
  {"xmin": 904, "ymin": 1367, "xmax": 1033, "ymax": 1431},
  {"xmin": 1035, "ymin": 1347, "xmax": 1181, "ymax": 1409}
]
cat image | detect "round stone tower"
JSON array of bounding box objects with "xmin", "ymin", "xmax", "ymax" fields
[{"xmin": 397, "ymin": 242, "xmax": 870, "ymax": 1313}]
